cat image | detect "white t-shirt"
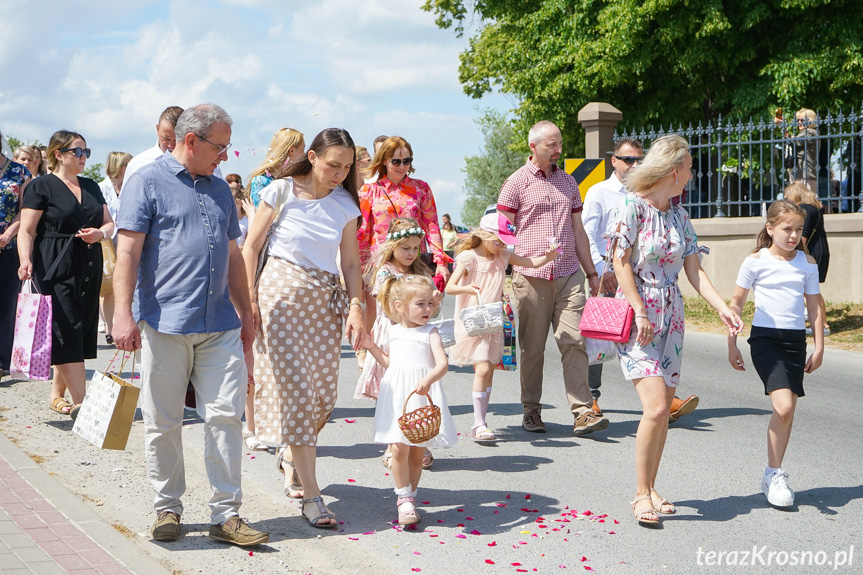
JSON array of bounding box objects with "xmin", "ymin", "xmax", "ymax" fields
[
  {"xmin": 735, "ymin": 248, "xmax": 820, "ymax": 330},
  {"xmin": 98, "ymin": 178, "xmax": 121, "ymax": 238},
  {"xmin": 259, "ymin": 177, "xmax": 361, "ymax": 275}
]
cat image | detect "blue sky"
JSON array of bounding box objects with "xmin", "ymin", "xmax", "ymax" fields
[{"xmin": 0, "ymin": 0, "xmax": 514, "ymax": 223}]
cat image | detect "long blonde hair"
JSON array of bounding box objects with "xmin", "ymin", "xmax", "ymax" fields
[
  {"xmin": 624, "ymin": 134, "xmax": 689, "ymax": 195},
  {"xmin": 377, "ymin": 274, "xmax": 435, "ymax": 324},
  {"xmin": 453, "ymin": 228, "xmax": 497, "ymax": 256},
  {"xmin": 783, "ymin": 182, "xmax": 821, "ymax": 209},
  {"xmin": 369, "ymin": 218, "xmax": 430, "ymax": 280},
  {"xmin": 246, "ymin": 127, "xmax": 304, "ymax": 185},
  {"xmin": 754, "ymin": 200, "xmax": 807, "ymax": 254}
]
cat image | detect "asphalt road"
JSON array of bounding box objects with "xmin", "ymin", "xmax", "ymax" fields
[{"xmin": 1, "ymin": 318, "xmax": 860, "ymax": 574}]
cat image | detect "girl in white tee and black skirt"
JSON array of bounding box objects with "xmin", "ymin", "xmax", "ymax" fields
[{"xmin": 727, "ymin": 199, "xmax": 824, "ymax": 508}]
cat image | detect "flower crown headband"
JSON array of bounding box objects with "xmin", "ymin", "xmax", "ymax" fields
[{"xmin": 386, "ymin": 227, "xmax": 425, "ymax": 241}]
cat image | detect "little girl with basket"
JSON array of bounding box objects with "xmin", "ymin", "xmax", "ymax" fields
[
  {"xmin": 446, "ymin": 207, "xmax": 557, "ymax": 441},
  {"xmin": 727, "ymin": 200, "xmax": 824, "ymax": 508},
  {"xmin": 363, "ymin": 274, "xmax": 456, "ymax": 525}
]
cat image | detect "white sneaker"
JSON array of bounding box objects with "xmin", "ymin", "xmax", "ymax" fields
[{"xmin": 762, "ymin": 469, "xmax": 795, "ymax": 507}]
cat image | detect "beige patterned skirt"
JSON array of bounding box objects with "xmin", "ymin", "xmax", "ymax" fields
[{"xmin": 253, "ymin": 257, "xmax": 347, "ymax": 446}]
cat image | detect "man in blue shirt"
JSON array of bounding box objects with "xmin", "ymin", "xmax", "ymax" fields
[{"xmin": 113, "ymin": 103, "xmax": 267, "ymax": 546}]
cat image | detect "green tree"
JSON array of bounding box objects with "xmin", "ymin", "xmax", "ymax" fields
[
  {"xmin": 82, "ymin": 163, "xmax": 105, "ymax": 182},
  {"xmin": 424, "ymin": 0, "xmax": 863, "ymax": 157},
  {"xmin": 461, "ymin": 108, "xmax": 528, "ymax": 225}
]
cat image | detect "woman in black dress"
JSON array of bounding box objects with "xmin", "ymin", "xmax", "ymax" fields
[
  {"xmin": 17, "ymin": 130, "xmax": 115, "ymax": 419},
  {"xmin": 784, "ymin": 183, "xmax": 831, "ymax": 334}
]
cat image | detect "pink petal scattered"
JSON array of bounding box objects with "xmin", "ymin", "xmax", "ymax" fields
[
  {"xmin": 584, "ymin": 568, "xmax": 593, "ymax": 572},
  {"xmin": 234, "ymin": 151, "xmax": 240, "ymax": 158},
  {"xmin": 488, "ymin": 541, "xmax": 497, "ymax": 547},
  {"xmin": 429, "ymin": 534, "xmax": 438, "ymax": 538},
  {"xmin": 608, "ymin": 531, "xmax": 616, "ymax": 535},
  {"xmin": 344, "ymin": 419, "xmax": 356, "ymax": 423},
  {"xmin": 422, "ymin": 501, "xmax": 430, "ymax": 504},
  {"xmin": 385, "ymin": 473, "xmax": 390, "ymax": 476},
  {"xmin": 457, "ymin": 508, "xmax": 464, "ymax": 512},
  {"xmin": 411, "ymin": 569, "xmax": 421, "ymax": 572},
  {"xmin": 519, "ymin": 541, "xmax": 528, "ymax": 545},
  {"xmin": 348, "ymin": 537, "xmax": 359, "ymax": 540},
  {"xmin": 248, "ymin": 551, "xmax": 254, "ymax": 556},
  {"xmin": 413, "ymin": 551, "xmax": 421, "ymax": 555},
  {"xmin": 485, "ymin": 560, "xmax": 495, "ymax": 565},
  {"xmin": 512, "ymin": 563, "xmax": 522, "ymax": 567},
  {"xmin": 405, "ymin": 524, "xmax": 418, "ymax": 531},
  {"xmin": 580, "ymin": 557, "xmax": 588, "ymax": 562},
  {"xmin": 559, "ymin": 566, "xmax": 566, "ymax": 569},
  {"xmin": 505, "ymin": 494, "xmax": 511, "ymax": 499},
  {"xmin": 457, "ymin": 523, "xmax": 465, "ymax": 527},
  {"xmin": 525, "ymin": 494, "xmax": 531, "ymax": 499},
  {"xmin": 495, "ymin": 503, "xmax": 507, "ymax": 507},
  {"xmin": 455, "ymin": 534, "xmax": 466, "ymax": 539},
  {"xmin": 469, "ymin": 529, "xmax": 481, "ymax": 535},
  {"xmin": 250, "ymin": 456, "xmax": 255, "ymax": 459},
  {"xmin": 583, "ymin": 510, "xmax": 592, "ymax": 516},
  {"xmin": 437, "ymin": 519, "xmax": 445, "ymax": 523},
  {"xmin": 614, "ymin": 519, "xmax": 619, "ymax": 524},
  {"xmin": 466, "ymin": 517, "xmax": 474, "ymax": 520},
  {"xmin": 347, "ymin": 479, "xmax": 356, "ymax": 482},
  {"xmin": 362, "ymin": 531, "xmax": 376, "ymax": 535}
]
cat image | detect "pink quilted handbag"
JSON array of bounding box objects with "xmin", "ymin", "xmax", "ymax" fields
[
  {"xmin": 579, "ymin": 296, "xmax": 634, "ymax": 343},
  {"xmin": 578, "ymin": 235, "xmax": 633, "ymax": 343}
]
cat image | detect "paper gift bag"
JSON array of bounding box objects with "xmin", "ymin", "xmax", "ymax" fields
[
  {"xmin": 10, "ymin": 280, "xmax": 52, "ymax": 381},
  {"xmin": 496, "ymin": 295, "xmax": 517, "ymax": 371},
  {"xmin": 73, "ymin": 353, "xmax": 140, "ymax": 450}
]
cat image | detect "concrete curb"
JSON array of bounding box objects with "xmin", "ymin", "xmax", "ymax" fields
[{"xmin": 0, "ymin": 433, "xmax": 172, "ymax": 575}]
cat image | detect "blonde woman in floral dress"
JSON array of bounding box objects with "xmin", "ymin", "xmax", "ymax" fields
[{"xmin": 609, "ymin": 135, "xmax": 741, "ymax": 526}]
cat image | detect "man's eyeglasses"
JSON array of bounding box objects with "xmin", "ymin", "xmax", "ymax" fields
[
  {"xmin": 60, "ymin": 147, "xmax": 91, "ymax": 159},
  {"xmin": 614, "ymin": 156, "xmax": 642, "ymax": 166},
  {"xmin": 196, "ymin": 134, "xmax": 232, "ymax": 155},
  {"xmin": 390, "ymin": 157, "xmax": 413, "ymax": 167}
]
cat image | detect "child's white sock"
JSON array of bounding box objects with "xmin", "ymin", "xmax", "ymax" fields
[
  {"xmin": 395, "ymin": 485, "xmax": 414, "ymax": 498},
  {"xmin": 472, "ymin": 392, "xmax": 486, "ymax": 428},
  {"xmin": 480, "ymin": 388, "xmax": 491, "ymax": 423},
  {"xmin": 764, "ymin": 466, "xmax": 779, "ymax": 477}
]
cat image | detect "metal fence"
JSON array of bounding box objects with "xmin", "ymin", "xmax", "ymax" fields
[{"xmin": 615, "ymin": 105, "xmax": 863, "ymax": 217}]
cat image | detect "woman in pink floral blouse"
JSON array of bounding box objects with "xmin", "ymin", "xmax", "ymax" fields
[{"xmin": 357, "ymin": 136, "xmax": 452, "ymax": 279}]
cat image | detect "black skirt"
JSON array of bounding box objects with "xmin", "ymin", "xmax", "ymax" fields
[{"xmin": 748, "ymin": 326, "xmax": 806, "ymax": 397}]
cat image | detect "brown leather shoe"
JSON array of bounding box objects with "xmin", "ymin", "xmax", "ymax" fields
[
  {"xmin": 522, "ymin": 409, "xmax": 546, "ymax": 433},
  {"xmin": 669, "ymin": 395, "xmax": 699, "ymax": 423},
  {"xmin": 591, "ymin": 398, "xmax": 603, "ymax": 416},
  {"xmin": 573, "ymin": 412, "xmax": 609, "ymax": 436}
]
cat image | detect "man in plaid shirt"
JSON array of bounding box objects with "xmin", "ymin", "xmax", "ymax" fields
[{"xmin": 498, "ymin": 121, "xmax": 609, "ymax": 436}]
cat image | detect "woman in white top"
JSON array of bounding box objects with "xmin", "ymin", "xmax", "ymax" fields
[
  {"xmin": 97, "ymin": 151, "xmax": 132, "ymax": 344},
  {"xmin": 242, "ymin": 128, "xmax": 364, "ymax": 529},
  {"xmin": 728, "ymin": 200, "xmax": 824, "ymax": 508}
]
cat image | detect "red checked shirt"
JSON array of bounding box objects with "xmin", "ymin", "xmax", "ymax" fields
[{"xmin": 497, "ymin": 158, "xmax": 583, "ymax": 280}]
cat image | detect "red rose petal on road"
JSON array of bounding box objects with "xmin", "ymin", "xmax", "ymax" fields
[
  {"xmin": 248, "ymin": 551, "xmax": 253, "ymax": 556},
  {"xmin": 348, "ymin": 479, "xmax": 356, "ymax": 482},
  {"xmin": 485, "ymin": 559, "xmax": 495, "ymax": 564},
  {"xmin": 422, "ymin": 501, "xmax": 430, "ymax": 504},
  {"xmin": 488, "ymin": 541, "xmax": 496, "ymax": 547},
  {"xmin": 469, "ymin": 529, "xmax": 481, "ymax": 535}
]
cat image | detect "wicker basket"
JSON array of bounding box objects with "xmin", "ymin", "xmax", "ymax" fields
[{"xmin": 398, "ymin": 391, "xmax": 441, "ymax": 444}]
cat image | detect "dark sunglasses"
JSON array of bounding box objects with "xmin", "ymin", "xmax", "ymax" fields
[
  {"xmin": 614, "ymin": 155, "xmax": 642, "ymax": 165},
  {"xmin": 60, "ymin": 147, "xmax": 91, "ymax": 159},
  {"xmin": 390, "ymin": 157, "xmax": 413, "ymax": 167}
]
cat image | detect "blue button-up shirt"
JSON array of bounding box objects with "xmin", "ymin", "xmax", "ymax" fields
[{"xmin": 117, "ymin": 153, "xmax": 241, "ymax": 335}]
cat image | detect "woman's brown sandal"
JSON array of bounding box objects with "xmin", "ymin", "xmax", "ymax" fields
[
  {"xmin": 630, "ymin": 495, "xmax": 660, "ymax": 525},
  {"xmin": 49, "ymin": 397, "xmax": 73, "ymax": 414}
]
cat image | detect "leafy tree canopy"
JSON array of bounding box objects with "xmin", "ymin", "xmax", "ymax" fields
[
  {"xmin": 424, "ymin": 0, "xmax": 863, "ymax": 156},
  {"xmin": 461, "ymin": 108, "xmax": 528, "ymax": 225}
]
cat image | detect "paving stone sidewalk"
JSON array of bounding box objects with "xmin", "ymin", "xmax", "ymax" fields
[{"xmin": 0, "ymin": 433, "xmax": 170, "ymax": 575}]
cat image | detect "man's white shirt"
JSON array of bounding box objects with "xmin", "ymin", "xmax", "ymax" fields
[
  {"xmin": 581, "ymin": 172, "xmax": 627, "ymax": 276},
  {"xmin": 124, "ymin": 143, "xmax": 163, "ymax": 182}
]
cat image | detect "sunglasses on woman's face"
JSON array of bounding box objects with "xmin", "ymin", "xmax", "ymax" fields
[
  {"xmin": 60, "ymin": 147, "xmax": 92, "ymax": 159},
  {"xmin": 390, "ymin": 157, "xmax": 413, "ymax": 167}
]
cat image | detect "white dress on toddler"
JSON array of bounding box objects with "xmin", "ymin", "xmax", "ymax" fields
[{"xmin": 373, "ymin": 323, "xmax": 458, "ymax": 448}]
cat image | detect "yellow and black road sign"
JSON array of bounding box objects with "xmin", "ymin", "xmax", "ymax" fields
[{"xmin": 564, "ymin": 159, "xmax": 606, "ymax": 200}]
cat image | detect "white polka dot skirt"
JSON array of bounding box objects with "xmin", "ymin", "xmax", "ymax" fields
[{"xmin": 253, "ymin": 257, "xmax": 347, "ymax": 446}]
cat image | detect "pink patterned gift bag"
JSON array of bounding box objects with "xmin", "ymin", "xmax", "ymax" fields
[{"xmin": 10, "ymin": 280, "xmax": 52, "ymax": 381}]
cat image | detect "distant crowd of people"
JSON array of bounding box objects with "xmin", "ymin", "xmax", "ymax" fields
[{"xmin": 0, "ymin": 104, "xmax": 829, "ymax": 544}]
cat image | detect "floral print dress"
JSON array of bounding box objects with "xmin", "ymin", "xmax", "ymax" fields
[{"xmin": 607, "ymin": 194, "xmax": 699, "ymax": 387}]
